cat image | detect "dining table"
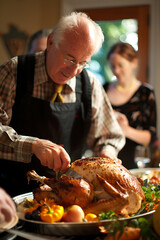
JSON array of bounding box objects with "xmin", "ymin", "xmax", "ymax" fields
[
  {"xmin": 1, "ymin": 224, "xmax": 105, "ymax": 240},
  {"xmin": 1, "ymin": 167, "xmax": 160, "ymax": 240},
  {"xmin": 0, "ymin": 209, "xmax": 158, "ymax": 240}
]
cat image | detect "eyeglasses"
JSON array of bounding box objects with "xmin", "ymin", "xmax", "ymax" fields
[{"xmin": 64, "ymin": 58, "xmax": 90, "ymax": 69}]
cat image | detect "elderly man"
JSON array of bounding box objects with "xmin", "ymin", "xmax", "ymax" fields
[{"xmin": 0, "ymin": 12, "xmax": 125, "ymax": 195}]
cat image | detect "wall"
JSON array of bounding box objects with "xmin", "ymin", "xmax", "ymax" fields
[{"xmin": 0, "ymin": 0, "xmax": 61, "ymax": 64}]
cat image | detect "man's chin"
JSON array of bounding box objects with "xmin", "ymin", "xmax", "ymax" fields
[
  {"xmin": 50, "ymin": 76, "xmax": 68, "ymax": 85},
  {"xmin": 50, "ymin": 71, "xmax": 74, "ymax": 84},
  {"xmin": 53, "ymin": 78, "xmax": 70, "ymax": 85},
  {"xmin": 57, "ymin": 75, "xmax": 73, "ymax": 84}
]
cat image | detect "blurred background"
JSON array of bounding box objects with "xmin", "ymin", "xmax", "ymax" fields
[{"xmin": 0, "ymin": 0, "xmax": 160, "ymax": 139}]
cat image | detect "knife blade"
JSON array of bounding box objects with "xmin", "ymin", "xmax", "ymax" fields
[{"xmin": 62, "ymin": 168, "xmax": 81, "ymax": 179}]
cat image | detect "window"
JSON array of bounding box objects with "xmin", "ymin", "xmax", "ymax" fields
[
  {"xmin": 89, "ymin": 19, "xmax": 138, "ymax": 85},
  {"xmin": 79, "ymin": 5, "xmax": 150, "ymax": 83}
]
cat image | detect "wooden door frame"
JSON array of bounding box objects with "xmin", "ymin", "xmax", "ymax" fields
[{"xmin": 78, "ymin": 6, "xmax": 149, "ymax": 83}]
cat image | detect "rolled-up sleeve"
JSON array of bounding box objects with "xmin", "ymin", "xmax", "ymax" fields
[
  {"xmin": 0, "ymin": 58, "xmax": 36, "ymax": 163},
  {"xmin": 0, "ymin": 120, "xmax": 36, "ymax": 163}
]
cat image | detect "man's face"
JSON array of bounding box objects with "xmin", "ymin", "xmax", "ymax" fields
[{"xmin": 46, "ymin": 31, "xmax": 94, "ymax": 84}]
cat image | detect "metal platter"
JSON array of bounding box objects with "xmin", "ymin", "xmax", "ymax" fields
[{"xmin": 13, "ymin": 192, "xmax": 155, "ymax": 236}]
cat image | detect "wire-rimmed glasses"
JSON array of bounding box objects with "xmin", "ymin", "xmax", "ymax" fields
[{"xmin": 64, "ymin": 58, "xmax": 90, "ymax": 69}]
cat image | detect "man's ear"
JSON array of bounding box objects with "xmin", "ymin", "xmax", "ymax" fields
[{"xmin": 47, "ymin": 32, "xmax": 54, "ymax": 48}]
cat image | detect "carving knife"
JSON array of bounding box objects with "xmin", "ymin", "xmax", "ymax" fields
[{"xmin": 61, "ymin": 167, "xmax": 81, "ymax": 179}]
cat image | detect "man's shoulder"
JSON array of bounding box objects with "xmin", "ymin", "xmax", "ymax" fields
[
  {"xmin": 0, "ymin": 55, "xmax": 18, "ymax": 74},
  {"xmin": 85, "ymin": 69, "xmax": 103, "ymax": 89},
  {"xmin": 85, "ymin": 69, "xmax": 95, "ymax": 78}
]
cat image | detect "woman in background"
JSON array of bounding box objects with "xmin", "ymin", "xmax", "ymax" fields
[{"xmin": 104, "ymin": 42, "xmax": 157, "ymax": 169}]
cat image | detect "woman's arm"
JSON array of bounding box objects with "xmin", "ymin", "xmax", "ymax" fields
[{"xmin": 116, "ymin": 112, "xmax": 151, "ymax": 145}]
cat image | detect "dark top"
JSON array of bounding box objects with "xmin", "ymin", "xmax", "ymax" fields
[{"xmin": 104, "ymin": 82, "xmax": 157, "ymax": 169}]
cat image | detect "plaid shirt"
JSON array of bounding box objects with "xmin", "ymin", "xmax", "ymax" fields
[{"xmin": 0, "ymin": 51, "xmax": 125, "ymax": 163}]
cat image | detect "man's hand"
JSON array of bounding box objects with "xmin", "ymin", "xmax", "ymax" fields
[
  {"xmin": 0, "ymin": 188, "xmax": 17, "ymax": 222},
  {"xmin": 32, "ymin": 139, "xmax": 71, "ymax": 171},
  {"xmin": 99, "ymin": 150, "xmax": 122, "ymax": 165}
]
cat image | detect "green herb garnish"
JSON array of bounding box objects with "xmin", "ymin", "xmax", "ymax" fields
[
  {"xmin": 98, "ymin": 210, "xmax": 118, "ymax": 220},
  {"xmin": 98, "ymin": 180, "xmax": 160, "ymax": 239}
]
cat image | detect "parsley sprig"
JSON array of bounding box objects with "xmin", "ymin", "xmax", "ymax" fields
[{"xmin": 98, "ymin": 180, "xmax": 160, "ymax": 239}]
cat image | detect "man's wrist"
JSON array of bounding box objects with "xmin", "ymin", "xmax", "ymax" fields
[{"xmin": 14, "ymin": 136, "xmax": 37, "ymax": 163}]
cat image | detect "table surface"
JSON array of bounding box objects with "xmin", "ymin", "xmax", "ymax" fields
[
  {"xmin": 2, "ymin": 233, "xmax": 105, "ymax": 240},
  {"xmin": 0, "ymin": 222, "xmax": 105, "ymax": 240}
]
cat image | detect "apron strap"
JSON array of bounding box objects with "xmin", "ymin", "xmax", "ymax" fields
[
  {"xmin": 76, "ymin": 69, "xmax": 92, "ymax": 146},
  {"xmin": 16, "ymin": 54, "xmax": 35, "ymax": 102},
  {"xmin": 82, "ymin": 69, "xmax": 92, "ymax": 137},
  {"xmin": 11, "ymin": 54, "xmax": 35, "ymax": 121}
]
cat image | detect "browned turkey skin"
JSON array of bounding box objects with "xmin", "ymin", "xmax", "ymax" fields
[
  {"xmin": 71, "ymin": 157, "xmax": 145, "ymax": 215},
  {"xmin": 27, "ymin": 170, "xmax": 94, "ymax": 208},
  {"xmin": 27, "ymin": 157, "xmax": 145, "ymax": 215}
]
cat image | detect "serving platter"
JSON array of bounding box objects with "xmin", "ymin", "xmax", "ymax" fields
[{"xmin": 13, "ymin": 192, "xmax": 155, "ymax": 236}]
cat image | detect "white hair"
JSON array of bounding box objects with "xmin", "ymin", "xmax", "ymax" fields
[{"xmin": 53, "ymin": 12, "xmax": 104, "ymax": 55}]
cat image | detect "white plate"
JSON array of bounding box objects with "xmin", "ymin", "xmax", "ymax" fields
[{"xmin": 13, "ymin": 192, "xmax": 155, "ymax": 236}]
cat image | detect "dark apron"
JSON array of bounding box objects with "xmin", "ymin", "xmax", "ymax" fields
[{"xmin": 0, "ymin": 54, "xmax": 92, "ymax": 196}]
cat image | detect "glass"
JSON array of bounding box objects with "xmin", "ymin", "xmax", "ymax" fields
[
  {"xmin": 64, "ymin": 58, "xmax": 90, "ymax": 69},
  {"xmin": 134, "ymin": 145, "xmax": 151, "ymax": 168}
]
